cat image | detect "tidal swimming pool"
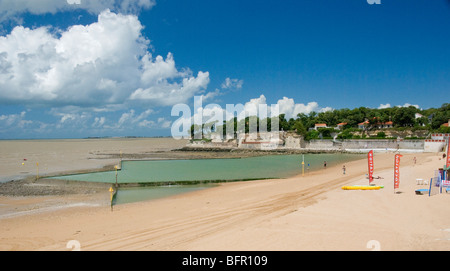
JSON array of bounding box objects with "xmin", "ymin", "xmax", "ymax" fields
[{"xmin": 49, "ymin": 153, "xmax": 364, "ymax": 204}]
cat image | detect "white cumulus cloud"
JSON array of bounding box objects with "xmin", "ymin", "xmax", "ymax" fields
[
  {"xmin": 67, "ymin": 0, "xmax": 81, "ymax": 5},
  {"xmin": 276, "ymin": 97, "xmax": 330, "ymax": 119},
  {"xmin": 129, "ymin": 70, "xmax": 210, "ymax": 106},
  {"xmin": 221, "ymin": 77, "xmax": 243, "ymax": 90},
  {"xmin": 186, "ymin": 94, "xmax": 331, "ymax": 125},
  {"xmin": 92, "ymin": 116, "xmax": 106, "ymax": 127},
  {"xmin": 378, "ymin": 103, "xmax": 391, "ymax": 109},
  {"xmin": 0, "ymin": 111, "xmax": 31, "ymax": 128},
  {"xmin": 377, "ymin": 103, "xmax": 420, "ymax": 109},
  {"xmin": 398, "ymin": 103, "xmax": 419, "ymax": 109},
  {"xmin": 0, "ymin": 10, "xmax": 211, "ymax": 108},
  {"xmin": 0, "ymin": 0, "xmax": 156, "ymax": 21}
]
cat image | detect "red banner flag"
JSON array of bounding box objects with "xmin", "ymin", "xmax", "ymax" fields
[
  {"xmin": 446, "ymin": 139, "xmax": 450, "ymax": 169},
  {"xmin": 394, "ymin": 154, "xmax": 403, "ymax": 190},
  {"xmin": 368, "ymin": 150, "xmax": 374, "ymax": 184}
]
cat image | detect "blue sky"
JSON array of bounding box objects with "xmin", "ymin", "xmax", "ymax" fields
[{"xmin": 0, "ymin": 0, "xmax": 449, "ymax": 139}]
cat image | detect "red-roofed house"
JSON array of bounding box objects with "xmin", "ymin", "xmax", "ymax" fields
[
  {"xmin": 358, "ymin": 119, "xmax": 393, "ymax": 129},
  {"xmin": 358, "ymin": 120, "xmax": 369, "ymax": 130},
  {"xmin": 381, "ymin": 121, "xmax": 393, "ymax": 128},
  {"xmin": 314, "ymin": 123, "xmax": 328, "ymax": 130}
]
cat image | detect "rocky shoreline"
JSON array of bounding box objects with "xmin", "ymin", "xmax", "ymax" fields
[
  {"xmin": 0, "ymin": 177, "xmax": 111, "ymax": 197},
  {"xmin": 176, "ymin": 146, "xmax": 358, "ymax": 155}
]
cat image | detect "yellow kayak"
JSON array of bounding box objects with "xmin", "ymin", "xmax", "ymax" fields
[{"xmin": 342, "ymin": 185, "xmax": 383, "ymax": 190}]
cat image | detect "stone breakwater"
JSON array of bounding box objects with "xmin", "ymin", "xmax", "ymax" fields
[
  {"xmin": 0, "ymin": 177, "xmax": 111, "ymax": 197},
  {"xmin": 177, "ymin": 146, "xmax": 354, "ymax": 154}
]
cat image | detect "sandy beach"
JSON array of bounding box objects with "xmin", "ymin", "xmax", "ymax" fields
[{"xmin": 0, "ymin": 138, "xmax": 449, "ymax": 251}]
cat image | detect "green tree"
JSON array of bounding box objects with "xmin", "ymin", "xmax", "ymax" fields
[
  {"xmin": 296, "ymin": 113, "xmax": 315, "ymax": 130},
  {"xmin": 377, "ymin": 131, "xmax": 386, "ymax": 138},
  {"xmin": 430, "ymin": 103, "xmax": 450, "ymax": 129},
  {"xmin": 318, "ymin": 127, "xmax": 335, "ymax": 138},
  {"xmin": 415, "ymin": 116, "xmax": 428, "ymax": 127},
  {"xmin": 293, "ymin": 119, "xmax": 307, "ymax": 136},
  {"xmin": 337, "ymin": 129, "xmax": 353, "ymax": 139},
  {"xmin": 393, "ymin": 106, "xmax": 417, "ymax": 127},
  {"xmin": 189, "ymin": 124, "xmax": 204, "ymax": 139},
  {"xmin": 287, "ymin": 118, "xmax": 296, "ymax": 131},
  {"xmin": 437, "ymin": 125, "xmax": 450, "ymax": 133},
  {"xmin": 305, "ymin": 130, "xmax": 319, "ymax": 140},
  {"xmin": 278, "ymin": 114, "xmax": 289, "ymax": 131},
  {"xmin": 317, "ymin": 110, "xmax": 337, "ymax": 127}
]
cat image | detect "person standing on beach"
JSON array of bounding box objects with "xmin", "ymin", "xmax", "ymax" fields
[{"xmin": 342, "ymin": 165, "xmax": 346, "ymax": 175}]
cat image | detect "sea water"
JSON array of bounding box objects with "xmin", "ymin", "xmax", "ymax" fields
[{"xmin": 49, "ymin": 153, "xmax": 364, "ymax": 204}]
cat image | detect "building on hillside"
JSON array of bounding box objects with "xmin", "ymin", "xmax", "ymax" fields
[
  {"xmin": 414, "ymin": 113, "xmax": 426, "ymax": 126},
  {"xmin": 370, "ymin": 117, "xmax": 393, "ymax": 129},
  {"xmin": 314, "ymin": 123, "xmax": 327, "ymax": 130},
  {"xmin": 377, "ymin": 121, "xmax": 393, "ymax": 129},
  {"xmin": 442, "ymin": 119, "xmax": 450, "ymax": 127},
  {"xmin": 358, "ymin": 120, "xmax": 369, "ymax": 130},
  {"xmin": 357, "ymin": 119, "xmax": 393, "ymax": 130}
]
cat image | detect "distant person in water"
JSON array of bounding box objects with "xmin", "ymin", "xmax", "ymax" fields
[{"xmin": 323, "ymin": 161, "xmax": 327, "ymax": 169}]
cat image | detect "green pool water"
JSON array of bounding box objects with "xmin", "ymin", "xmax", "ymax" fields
[
  {"xmin": 49, "ymin": 153, "xmax": 364, "ymax": 204},
  {"xmin": 51, "ymin": 153, "xmax": 363, "ymax": 184},
  {"xmin": 113, "ymin": 184, "xmax": 218, "ymax": 205}
]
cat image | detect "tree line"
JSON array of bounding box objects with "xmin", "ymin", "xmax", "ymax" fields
[
  {"xmin": 282, "ymin": 102, "xmax": 449, "ymax": 134},
  {"xmin": 190, "ymin": 103, "xmax": 450, "ymax": 140}
]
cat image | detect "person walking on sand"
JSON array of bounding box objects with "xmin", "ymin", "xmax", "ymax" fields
[{"xmin": 342, "ymin": 165, "xmax": 346, "ymax": 175}]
